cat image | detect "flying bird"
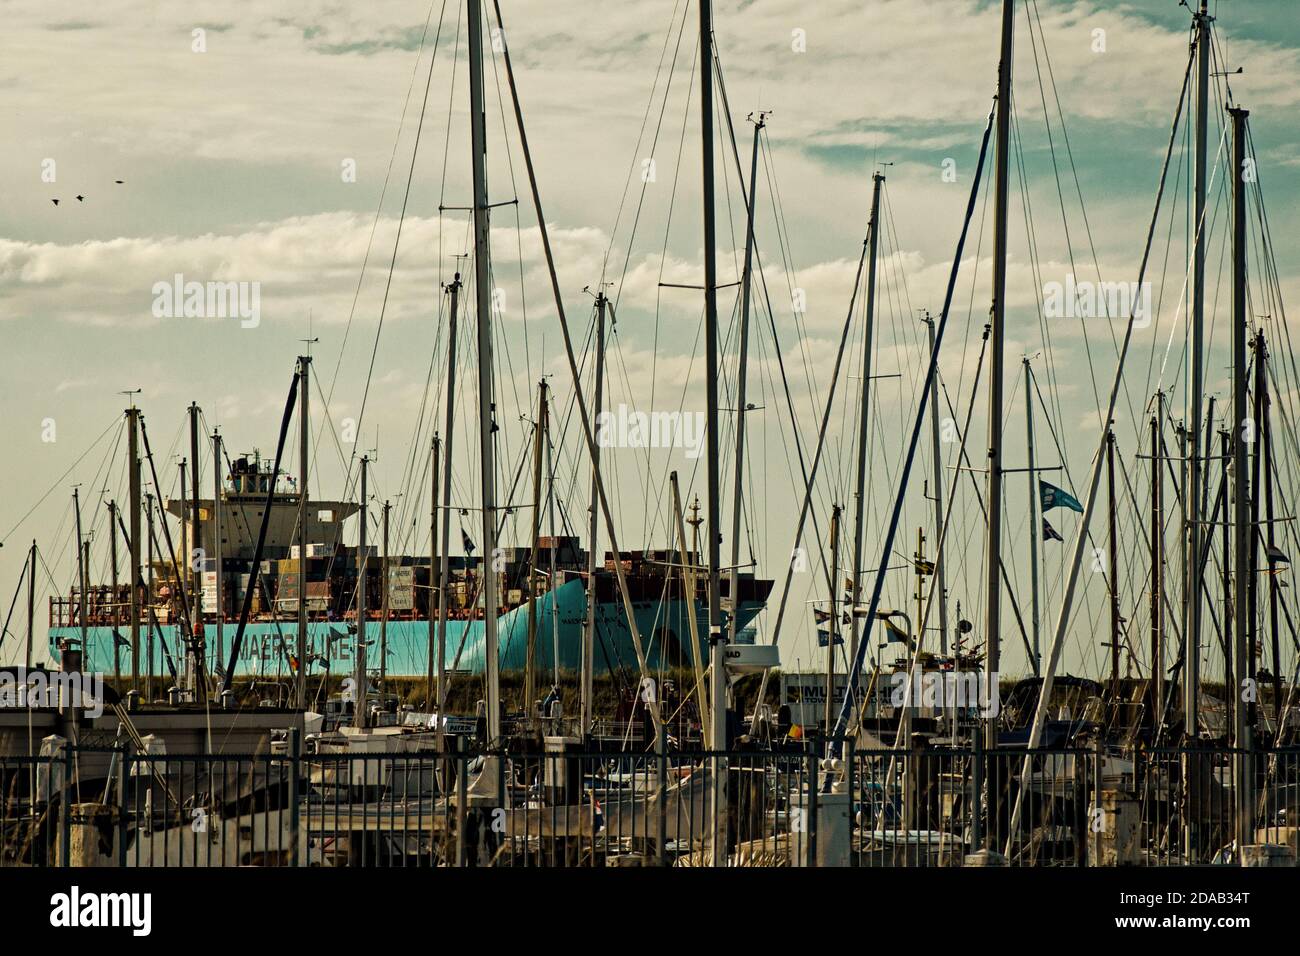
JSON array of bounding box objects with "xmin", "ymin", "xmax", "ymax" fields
[
  {"xmin": 114, "ymin": 180, "xmax": 124, "ymax": 184},
  {"xmin": 51, "ymin": 198, "xmax": 59, "ymax": 206},
  {"xmin": 76, "ymin": 195, "xmax": 85, "ymax": 202}
]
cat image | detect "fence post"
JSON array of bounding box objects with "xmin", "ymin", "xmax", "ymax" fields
[
  {"xmin": 805, "ymin": 744, "xmax": 818, "ymax": 867},
  {"xmin": 656, "ymin": 724, "xmax": 667, "ymax": 867},
  {"xmin": 289, "ymin": 726, "xmax": 301, "ymax": 867},
  {"xmin": 60, "ymin": 741, "xmax": 72, "ymax": 867},
  {"xmin": 846, "ymin": 740, "xmax": 857, "ymax": 867},
  {"xmin": 455, "ymin": 736, "xmax": 468, "ymax": 867},
  {"xmin": 117, "ymin": 743, "xmax": 130, "ymax": 868}
]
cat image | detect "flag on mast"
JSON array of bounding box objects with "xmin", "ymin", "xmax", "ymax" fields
[{"xmin": 1040, "ymin": 480, "xmax": 1084, "ymax": 513}]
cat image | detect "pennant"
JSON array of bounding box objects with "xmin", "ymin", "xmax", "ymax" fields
[
  {"xmin": 461, "ymin": 529, "xmax": 477, "ymax": 555},
  {"xmin": 813, "ymin": 607, "xmax": 832, "ymax": 624},
  {"xmin": 1266, "ymin": 544, "xmax": 1290, "ymax": 567},
  {"xmin": 817, "ymin": 628, "xmax": 844, "ymax": 647},
  {"xmin": 1042, "ymin": 519, "xmax": 1063, "ymax": 542},
  {"xmin": 1040, "ymin": 480, "xmax": 1084, "ymax": 514},
  {"xmin": 882, "ymin": 618, "xmax": 911, "ymax": 645},
  {"xmin": 843, "ymin": 577, "xmax": 855, "ymax": 597},
  {"xmin": 111, "ymin": 629, "xmax": 131, "ymax": 648},
  {"xmin": 914, "ymin": 558, "xmax": 935, "ymax": 575}
]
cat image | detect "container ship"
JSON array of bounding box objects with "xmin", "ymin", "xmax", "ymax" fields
[{"xmin": 46, "ymin": 450, "xmax": 773, "ymax": 686}]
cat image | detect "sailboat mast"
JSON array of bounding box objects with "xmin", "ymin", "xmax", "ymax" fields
[
  {"xmin": 526, "ymin": 380, "xmax": 546, "ymax": 714},
  {"xmin": 178, "ymin": 457, "xmax": 191, "ymax": 690},
  {"xmin": 355, "ymin": 454, "xmax": 369, "ymax": 730},
  {"xmin": 983, "ymin": 0, "xmax": 1015, "ymax": 759},
  {"xmin": 699, "ymin": 0, "xmax": 726, "ymax": 761},
  {"xmin": 428, "ymin": 435, "xmax": 440, "ymax": 711},
  {"xmin": 1229, "ymin": 104, "xmax": 1252, "ymax": 857},
  {"xmin": 1024, "ymin": 358, "xmax": 1041, "ymax": 675},
  {"xmin": 189, "ymin": 401, "xmax": 202, "ymax": 685},
  {"xmin": 212, "ymin": 431, "xmax": 224, "ymax": 676},
  {"xmin": 1150, "ymin": 394, "xmax": 1165, "ymax": 715},
  {"xmin": 74, "ymin": 487, "xmax": 88, "ymax": 654},
  {"xmin": 296, "ymin": 355, "xmax": 311, "ymax": 709},
  {"xmin": 26, "ymin": 539, "xmax": 36, "ymax": 670},
  {"xmin": 108, "ymin": 505, "xmax": 119, "ymax": 681},
  {"xmin": 925, "ymin": 315, "xmax": 950, "ymax": 656},
  {"xmin": 825, "ymin": 505, "xmax": 841, "ymax": 738},
  {"xmin": 467, "ymin": 0, "xmax": 500, "ymax": 745},
  {"xmin": 582, "ymin": 293, "xmax": 606, "ymax": 736},
  {"xmin": 1185, "ymin": 0, "xmax": 1211, "ymax": 738},
  {"xmin": 1261, "ymin": 337, "xmax": 1283, "ymax": 712},
  {"xmin": 381, "ymin": 499, "xmax": 390, "ymax": 690},
  {"xmin": 727, "ymin": 114, "xmax": 763, "ymax": 646},
  {"xmin": 1107, "ymin": 430, "xmax": 1121, "ymax": 691},
  {"xmin": 435, "ymin": 277, "xmax": 461, "ymax": 725},
  {"xmin": 848, "ymin": 172, "xmax": 883, "ymax": 674},
  {"xmin": 127, "ymin": 406, "xmax": 142, "ymax": 691}
]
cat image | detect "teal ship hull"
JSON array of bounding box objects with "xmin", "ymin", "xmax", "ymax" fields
[{"xmin": 51, "ymin": 579, "xmax": 763, "ymax": 680}]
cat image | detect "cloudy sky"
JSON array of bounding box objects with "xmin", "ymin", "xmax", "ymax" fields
[{"xmin": 2, "ymin": 0, "xmax": 1298, "ymax": 685}]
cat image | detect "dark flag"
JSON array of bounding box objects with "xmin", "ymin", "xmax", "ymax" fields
[
  {"xmin": 817, "ymin": 629, "xmax": 844, "ymax": 647},
  {"xmin": 1043, "ymin": 519, "xmax": 1063, "ymax": 542},
  {"xmin": 1040, "ymin": 480, "xmax": 1084, "ymax": 513}
]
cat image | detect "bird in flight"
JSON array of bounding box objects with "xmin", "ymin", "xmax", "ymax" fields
[
  {"xmin": 51, "ymin": 198, "xmax": 59, "ymax": 206},
  {"xmin": 76, "ymin": 195, "xmax": 85, "ymax": 202}
]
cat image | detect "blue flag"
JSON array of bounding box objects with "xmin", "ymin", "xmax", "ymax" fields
[
  {"xmin": 1040, "ymin": 480, "xmax": 1083, "ymax": 514},
  {"xmin": 817, "ymin": 629, "xmax": 844, "ymax": 647}
]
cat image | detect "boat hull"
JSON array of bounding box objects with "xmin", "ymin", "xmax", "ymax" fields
[{"xmin": 51, "ymin": 579, "xmax": 764, "ymax": 679}]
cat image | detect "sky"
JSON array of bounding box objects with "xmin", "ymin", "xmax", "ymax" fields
[{"xmin": 2, "ymin": 0, "xmax": 1299, "ymax": 686}]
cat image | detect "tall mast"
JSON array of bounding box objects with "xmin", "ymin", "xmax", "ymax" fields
[
  {"xmin": 296, "ymin": 354, "xmax": 311, "ymax": 709},
  {"xmin": 26, "ymin": 540, "xmax": 37, "ymax": 670},
  {"xmin": 189, "ymin": 401, "xmax": 202, "ymax": 685},
  {"xmin": 108, "ymin": 505, "xmax": 119, "ymax": 681},
  {"xmin": 381, "ymin": 499, "xmax": 390, "ymax": 691},
  {"xmin": 848, "ymin": 171, "xmax": 883, "ymax": 676},
  {"xmin": 983, "ymin": 0, "xmax": 1015, "ymax": 761},
  {"xmin": 212, "ymin": 431, "xmax": 224, "ymax": 676},
  {"xmin": 699, "ymin": 0, "xmax": 726, "ymax": 761},
  {"xmin": 547, "ymin": 420, "xmax": 560, "ymax": 688},
  {"xmin": 1261, "ymin": 337, "xmax": 1283, "ymax": 713},
  {"xmin": 582, "ymin": 293, "xmax": 607, "ymax": 736},
  {"xmin": 727, "ymin": 113, "xmax": 764, "ymax": 646},
  {"xmin": 1107, "ymin": 430, "xmax": 1121, "ymax": 691},
  {"xmin": 467, "ymin": 0, "xmax": 500, "ymax": 745},
  {"xmin": 435, "ymin": 277, "xmax": 461, "ymax": 728},
  {"xmin": 428, "ymin": 435, "xmax": 440, "ymax": 711},
  {"xmin": 824, "ymin": 505, "xmax": 841, "ymax": 738},
  {"xmin": 127, "ymin": 406, "xmax": 142, "ymax": 693},
  {"xmin": 178, "ymin": 457, "xmax": 191, "ymax": 690},
  {"xmin": 1229, "ymin": 105, "xmax": 1252, "ymax": 857},
  {"xmin": 526, "ymin": 380, "xmax": 546, "ymax": 714},
  {"xmin": 354, "ymin": 454, "xmax": 369, "ymax": 730},
  {"xmin": 1150, "ymin": 395, "xmax": 1165, "ymax": 718},
  {"xmin": 1185, "ymin": 0, "xmax": 1211, "ymax": 738},
  {"xmin": 145, "ymin": 491, "xmax": 155, "ymax": 688},
  {"xmin": 1024, "ymin": 358, "xmax": 1041, "ymax": 675},
  {"xmin": 925, "ymin": 315, "xmax": 950, "ymax": 656},
  {"xmin": 73, "ymin": 487, "xmax": 88, "ymax": 653}
]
